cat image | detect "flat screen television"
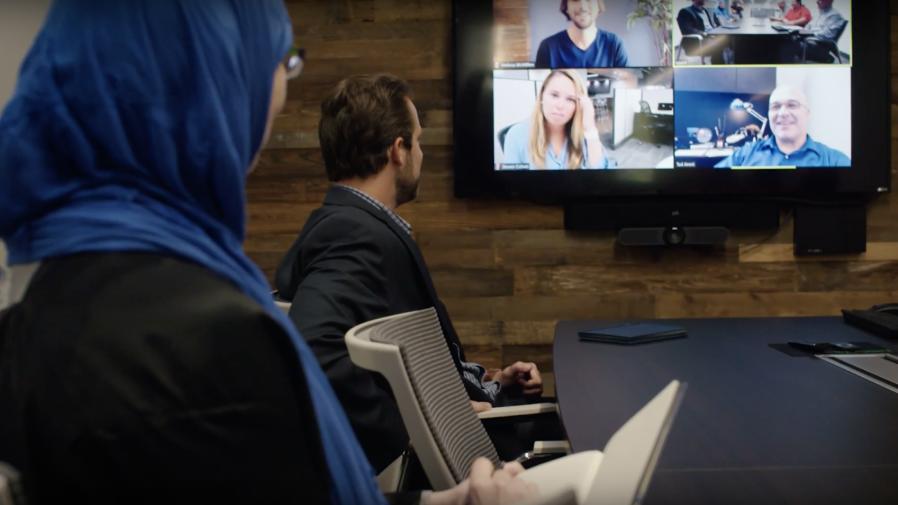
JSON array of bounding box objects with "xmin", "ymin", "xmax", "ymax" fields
[{"xmin": 452, "ymin": 0, "xmax": 890, "ymax": 213}]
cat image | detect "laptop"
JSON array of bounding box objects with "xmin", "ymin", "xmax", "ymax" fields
[{"xmin": 517, "ymin": 380, "xmax": 686, "ymax": 505}]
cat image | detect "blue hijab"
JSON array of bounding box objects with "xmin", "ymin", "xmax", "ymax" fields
[{"xmin": 0, "ymin": 1, "xmax": 384, "ymax": 503}]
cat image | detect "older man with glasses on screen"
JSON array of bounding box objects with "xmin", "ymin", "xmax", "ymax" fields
[{"xmin": 715, "ymin": 85, "xmax": 850, "ymax": 168}]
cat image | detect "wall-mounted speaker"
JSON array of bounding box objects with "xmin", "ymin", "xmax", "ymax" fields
[
  {"xmin": 618, "ymin": 226, "xmax": 729, "ymax": 246},
  {"xmin": 793, "ymin": 204, "xmax": 866, "ymax": 256}
]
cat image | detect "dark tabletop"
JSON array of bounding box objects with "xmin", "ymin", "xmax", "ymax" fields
[{"xmin": 554, "ymin": 316, "xmax": 898, "ymax": 505}]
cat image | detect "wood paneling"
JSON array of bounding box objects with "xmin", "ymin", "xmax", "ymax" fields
[
  {"xmin": 247, "ymin": 1, "xmax": 898, "ymax": 394},
  {"xmin": 493, "ymin": 0, "xmax": 531, "ymax": 63}
]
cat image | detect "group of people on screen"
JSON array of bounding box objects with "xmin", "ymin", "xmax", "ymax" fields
[
  {"xmin": 676, "ymin": 0, "xmax": 849, "ymax": 64},
  {"xmin": 495, "ymin": 0, "xmax": 851, "ymax": 170}
]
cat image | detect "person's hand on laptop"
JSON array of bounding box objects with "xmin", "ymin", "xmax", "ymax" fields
[{"xmin": 490, "ymin": 361, "xmax": 543, "ymax": 397}]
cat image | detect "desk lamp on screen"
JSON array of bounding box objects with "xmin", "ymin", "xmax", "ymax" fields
[{"xmin": 726, "ymin": 98, "xmax": 768, "ymax": 147}]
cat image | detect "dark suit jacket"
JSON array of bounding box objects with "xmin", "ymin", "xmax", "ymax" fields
[
  {"xmin": 677, "ymin": 5, "xmax": 720, "ymax": 35},
  {"xmin": 275, "ymin": 187, "xmax": 472, "ymax": 473}
]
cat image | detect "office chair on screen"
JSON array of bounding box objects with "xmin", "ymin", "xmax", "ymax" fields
[
  {"xmin": 802, "ymin": 19, "xmax": 849, "ymax": 63},
  {"xmin": 345, "ymin": 308, "xmax": 685, "ymax": 504},
  {"xmin": 676, "ymin": 34, "xmax": 710, "ymax": 65},
  {"xmin": 498, "ymin": 124, "xmax": 514, "ymax": 152}
]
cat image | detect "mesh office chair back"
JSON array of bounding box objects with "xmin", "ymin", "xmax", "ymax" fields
[{"xmin": 367, "ymin": 308, "xmax": 501, "ymax": 484}]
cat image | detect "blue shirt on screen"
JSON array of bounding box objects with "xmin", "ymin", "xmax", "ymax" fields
[
  {"xmin": 535, "ymin": 30, "xmax": 629, "ymax": 68},
  {"xmin": 500, "ymin": 121, "xmax": 610, "ymax": 169},
  {"xmin": 714, "ymin": 6, "xmax": 731, "ymax": 20},
  {"xmin": 714, "ymin": 135, "xmax": 850, "ymax": 168}
]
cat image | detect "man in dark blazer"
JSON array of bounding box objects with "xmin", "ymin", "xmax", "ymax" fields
[
  {"xmin": 677, "ymin": 0, "xmax": 732, "ymax": 64},
  {"xmin": 275, "ymin": 74, "xmax": 545, "ymax": 473},
  {"xmin": 677, "ymin": 0, "xmax": 721, "ymax": 36}
]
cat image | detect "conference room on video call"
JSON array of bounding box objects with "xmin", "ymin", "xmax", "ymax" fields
[{"xmin": 491, "ymin": 0, "xmax": 852, "ymax": 171}]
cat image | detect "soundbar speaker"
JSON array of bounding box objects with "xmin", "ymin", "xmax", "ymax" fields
[{"xmin": 618, "ymin": 226, "xmax": 729, "ymax": 246}]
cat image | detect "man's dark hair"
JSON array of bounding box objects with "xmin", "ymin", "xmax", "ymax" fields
[
  {"xmin": 318, "ymin": 74, "xmax": 414, "ymax": 181},
  {"xmin": 559, "ymin": 0, "xmax": 606, "ymax": 21}
]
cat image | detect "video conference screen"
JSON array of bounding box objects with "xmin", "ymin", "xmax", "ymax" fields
[{"xmin": 491, "ymin": 0, "xmax": 852, "ymax": 171}]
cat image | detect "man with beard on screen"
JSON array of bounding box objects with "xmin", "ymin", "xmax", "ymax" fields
[{"xmin": 535, "ymin": 0, "xmax": 628, "ymax": 68}]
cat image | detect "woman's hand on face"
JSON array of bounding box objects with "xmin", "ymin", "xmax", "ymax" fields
[{"xmin": 579, "ymin": 95, "xmax": 597, "ymax": 133}]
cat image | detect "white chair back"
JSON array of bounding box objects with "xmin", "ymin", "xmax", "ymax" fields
[{"xmin": 346, "ymin": 309, "xmax": 685, "ymax": 504}]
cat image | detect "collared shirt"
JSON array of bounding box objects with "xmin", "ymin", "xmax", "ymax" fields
[
  {"xmin": 334, "ymin": 184, "xmax": 412, "ymax": 235},
  {"xmin": 333, "ymin": 183, "xmax": 503, "ymax": 403},
  {"xmin": 715, "ymin": 135, "xmax": 851, "ymax": 168},
  {"xmin": 807, "ymin": 7, "xmax": 845, "ymax": 41},
  {"xmin": 714, "ymin": 5, "xmax": 730, "ymax": 20},
  {"xmin": 500, "ymin": 121, "xmax": 610, "ymax": 170}
]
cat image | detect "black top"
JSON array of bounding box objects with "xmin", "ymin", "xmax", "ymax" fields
[{"xmin": 0, "ymin": 252, "xmax": 416, "ymax": 504}]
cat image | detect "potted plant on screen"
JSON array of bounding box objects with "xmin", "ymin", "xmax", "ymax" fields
[{"xmin": 626, "ymin": 0, "xmax": 672, "ymax": 66}]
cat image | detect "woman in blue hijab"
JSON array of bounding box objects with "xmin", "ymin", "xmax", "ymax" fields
[{"xmin": 0, "ymin": 1, "xmax": 530, "ymax": 504}]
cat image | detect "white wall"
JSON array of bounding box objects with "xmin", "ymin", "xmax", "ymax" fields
[
  {"xmin": 775, "ymin": 66, "xmax": 852, "ymax": 157},
  {"xmin": 613, "ymin": 88, "xmax": 643, "ymax": 146},
  {"xmin": 643, "ymin": 87, "xmax": 674, "ymax": 115},
  {"xmin": 493, "ymin": 70, "xmax": 541, "ymax": 163},
  {"xmin": 0, "ymin": 0, "xmax": 51, "ymax": 309},
  {"xmin": 1, "ymin": 1, "xmax": 51, "ymax": 108}
]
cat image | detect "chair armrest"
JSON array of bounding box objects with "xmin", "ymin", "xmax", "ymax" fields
[
  {"xmin": 514, "ymin": 450, "xmax": 566, "ymax": 469},
  {"xmin": 477, "ymin": 402, "xmax": 558, "ymax": 420},
  {"xmin": 515, "ymin": 441, "xmax": 570, "ymax": 469},
  {"xmin": 532, "ymin": 440, "xmax": 570, "ymax": 454}
]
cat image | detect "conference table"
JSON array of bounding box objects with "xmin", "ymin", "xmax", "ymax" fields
[
  {"xmin": 553, "ymin": 316, "xmax": 898, "ymax": 505},
  {"xmin": 707, "ymin": 18, "xmax": 811, "ymax": 64}
]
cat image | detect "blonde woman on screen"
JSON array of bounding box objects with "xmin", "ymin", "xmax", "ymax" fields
[{"xmin": 501, "ymin": 69, "xmax": 609, "ymax": 169}]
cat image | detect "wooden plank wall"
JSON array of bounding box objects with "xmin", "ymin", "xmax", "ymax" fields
[{"xmin": 247, "ymin": 1, "xmax": 898, "ymax": 391}]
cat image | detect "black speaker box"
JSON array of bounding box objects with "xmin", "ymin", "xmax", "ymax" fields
[
  {"xmin": 793, "ymin": 204, "xmax": 866, "ymax": 256},
  {"xmin": 618, "ymin": 226, "xmax": 729, "ymax": 246},
  {"xmin": 564, "ymin": 200, "xmax": 779, "ymax": 231}
]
